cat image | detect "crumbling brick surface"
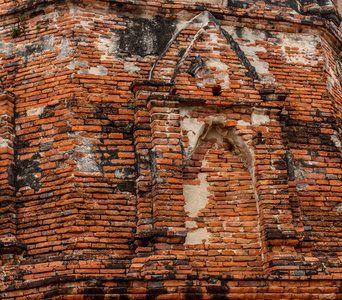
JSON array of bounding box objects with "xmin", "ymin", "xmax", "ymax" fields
[{"xmin": 1, "ymin": 0, "xmax": 342, "ymax": 298}]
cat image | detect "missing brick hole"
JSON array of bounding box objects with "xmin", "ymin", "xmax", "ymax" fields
[{"xmin": 212, "ymin": 85, "xmax": 221, "ymax": 96}]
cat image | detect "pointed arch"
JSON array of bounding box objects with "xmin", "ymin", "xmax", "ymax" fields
[{"xmin": 149, "ymin": 11, "xmax": 260, "ymax": 83}]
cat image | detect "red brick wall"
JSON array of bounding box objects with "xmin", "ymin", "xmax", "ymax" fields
[{"xmin": 1, "ymin": 0, "xmax": 342, "ymax": 298}]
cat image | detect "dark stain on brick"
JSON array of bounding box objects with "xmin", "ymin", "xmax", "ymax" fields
[
  {"xmin": 183, "ymin": 288, "xmax": 204, "ymax": 300},
  {"xmin": 29, "ymin": 9, "xmax": 44, "ymax": 18},
  {"xmin": 285, "ymin": 150, "xmax": 295, "ymax": 181},
  {"xmin": 114, "ymin": 15, "xmax": 177, "ymax": 57},
  {"xmin": 255, "ymin": 132, "xmax": 265, "ymax": 145},
  {"xmin": 43, "ymin": 288, "xmax": 74, "ymax": 299},
  {"xmin": 263, "ymin": 0, "xmax": 301, "ymax": 13},
  {"xmin": 41, "ymin": 106, "xmax": 56, "ymax": 118},
  {"xmin": 7, "ymin": 163, "xmax": 16, "ymax": 187},
  {"xmin": 16, "ymin": 153, "xmax": 42, "ymax": 192},
  {"xmin": 207, "ymin": 284, "xmax": 229, "ymax": 299},
  {"xmin": 99, "ymin": 149, "xmax": 119, "ymax": 166},
  {"xmin": 117, "ymin": 180, "xmax": 135, "ymax": 194},
  {"xmin": 146, "ymin": 287, "xmax": 168, "ymax": 299},
  {"xmin": 16, "ymin": 35, "xmax": 54, "ymax": 61},
  {"xmin": 39, "ymin": 142, "xmax": 53, "ymax": 151},
  {"xmin": 110, "ymin": 1, "xmax": 143, "ymax": 15},
  {"xmin": 227, "ymin": 0, "xmax": 252, "ymax": 9},
  {"xmin": 15, "ymin": 138, "xmax": 29, "ymax": 150}
]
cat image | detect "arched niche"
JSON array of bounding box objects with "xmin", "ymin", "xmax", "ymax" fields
[{"xmin": 180, "ymin": 106, "xmax": 263, "ymax": 274}]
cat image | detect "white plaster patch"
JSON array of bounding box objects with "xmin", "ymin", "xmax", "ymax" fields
[
  {"xmin": 205, "ymin": 58, "xmax": 230, "ymax": 89},
  {"xmin": 251, "ymin": 109, "xmax": 270, "ymax": 125},
  {"xmin": 0, "ymin": 137, "xmax": 10, "ymax": 148},
  {"xmin": 181, "ymin": 117, "xmax": 207, "ymax": 160},
  {"xmin": 279, "ymin": 33, "xmax": 321, "ymax": 66},
  {"xmin": 185, "ymin": 228, "xmax": 211, "ymax": 245},
  {"xmin": 185, "ymin": 221, "xmax": 197, "ymax": 228},
  {"xmin": 237, "ymin": 119, "xmax": 250, "ymax": 126},
  {"xmin": 72, "ymin": 134, "xmax": 100, "ymax": 172},
  {"xmin": 227, "ymin": 26, "xmax": 272, "ymax": 82},
  {"xmin": 184, "ymin": 173, "xmax": 209, "ymax": 218},
  {"xmin": 96, "ymin": 37, "xmax": 117, "ymax": 60},
  {"xmin": 115, "ymin": 168, "xmax": 126, "ymax": 179},
  {"xmin": 27, "ymin": 106, "xmax": 45, "ymax": 116},
  {"xmin": 142, "ymin": 32, "xmax": 155, "ymax": 56},
  {"xmin": 327, "ymin": 64, "xmax": 338, "ymax": 90},
  {"xmin": 249, "ymin": 60, "xmax": 270, "ymax": 79},
  {"xmin": 68, "ymin": 60, "xmax": 89, "ymax": 70},
  {"xmin": 208, "ymin": 114, "xmax": 226, "ymax": 127},
  {"xmin": 176, "ymin": 19, "xmax": 188, "ymax": 31},
  {"xmin": 196, "ymin": 77, "xmax": 216, "ymax": 88},
  {"xmin": 80, "ymin": 20, "xmax": 90, "ymax": 28},
  {"xmin": 124, "ymin": 62, "xmax": 140, "ymax": 74},
  {"xmin": 205, "ymin": 127, "xmax": 223, "ymax": 144},
  {"xmin": 331, "ymin": 131, "xmax": 341, "ymax": 148},
  {"xmin": 0, "ymin": 42, "xmax": 14, "ymax": 56},
  {"xmin": 179, "ymin": 106, "xmax": 194, "ymax": 117},
  {"xmin": 57, "ymin": 37, "xmax": 73, "ymax": 60},
  {"xmin": 337, "ymin": 205, "xmax": 342, "ymax": 213},
  {"xmin": 78, "ymin": 65, "xmax": 108, "ymax": 76},
  {"xmin": 41, "ymin": 35, "xmax": 54, "ymax": 53},
  {"xmin": 327, "ymin": 81, "xmax": 332, "ymax": 92},
  {"xmin": 294, "ymin": 167, "xmax": 306, "ymax": 180},
  {"xmin": 76, "ymin": 156, "xmax": 100, "ymax": 172}
]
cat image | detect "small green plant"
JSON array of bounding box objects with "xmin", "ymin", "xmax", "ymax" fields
[
  {"xmin": 11, "ymin": 26, "xmax": 21, "ymax": 38},
  {"xmin": 45, "ymin": 26, "xmax": 48, "ymax": 31},
  {"xmin": 334, "ymin": 53, "xmax": 342, "ymax": 62},
  {"xmin": 36, "ymin": 25, "xmax": 41, "ymax": 31},
  {"xmin": 332, "ymin": 50, "xmax": 342, "ymax": 61},
  {"xmin": 160, "ymin": 75, "xmax": 165, "ymax": 83},
  {"xmin": 10, "ymin": 15, "xmax": 26, "ymax": 38},
  {"xmin": 127, "ymin": 96, "xmax": 135, "ymax": 109},
  {"xmin": 127, "ymin": 124, "xmax": 133, "ymax": 129},
  {"xmin": 128, "ymin": 102, "xmax": 136, "ymax": 109}
]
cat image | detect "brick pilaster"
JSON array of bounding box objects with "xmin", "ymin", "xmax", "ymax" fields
[
  {"xmin": 0, "ymin": 94, "xmax": 16, "ymax": 240},
  {"xmin": 147, "ymin": 98, "xmax": 186, "ymax": 235},
  {"xmin": 131, "ymin": 82, "xmax": 187, "ymax": 252},
  {"xmin": 0, "ymin": 93, "xmax": 26, "ymax": 278}
]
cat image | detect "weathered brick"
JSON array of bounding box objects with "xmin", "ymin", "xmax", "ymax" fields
[{"xmin": 1, "ymin": 0, "xmax": 342, "ymax": 298}]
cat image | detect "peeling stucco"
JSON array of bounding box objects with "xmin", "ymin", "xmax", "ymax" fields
[
  {"xmin": 78, "ymin": 65, "xmax": 108, "ymax": 76},
  {"xmin": 185, "ymin": 228, "xmax": 211, "ymax": 245},
  {"xmin": 184, "ymin": 173, "xmax": 210, "ymax": 218},
  {"xmin": 124, "ymin": 62, "xmax": 141, "ymax": 74},
  {"xmin": 205, "ymin": 58, "xmax": 230, "ymax": 89},
  {"xmin": 27, "ymin": 106, "xmax": 45, "ymax": 116},
  {"xmin": 0, "ymin": 136, "xmax": 11, "ymax": 148},
  {"xmin": 251, "ymin": 108, "xmax": 270, "ymax": 126},
  {"xmin": 279, "ymin": 33, "xmax": 321, "ymax": 66},
  {"xmin": 57, "ymin": 36, "xmax": 72, "ymax": 60},
  {"xmin": 331, "ymin": 131, "xmax": 342, "ymax": 148}
]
